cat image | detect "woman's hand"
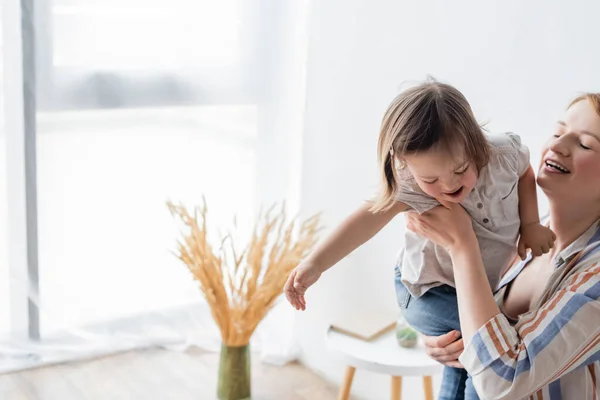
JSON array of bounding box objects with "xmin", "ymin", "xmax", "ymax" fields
[
  {"xmin": 411, "ymin": 200, "xmax": 500, "ymax": 351},
  {"xmin": 406, "ymin": 201, "xmax": 476, "ymax": 252},
  {"xmin": 422, "ymin": 331, "xmax": 465, "ymax": 369}
]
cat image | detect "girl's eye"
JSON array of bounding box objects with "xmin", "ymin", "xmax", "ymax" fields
[
  {"xmin": 455, "ymin": 165, "xmax": 469, "ymax": 175},
  {"xmin": 553, "ymin": 134, "xmax": 561, "ymax": 138},
  {"xmin": 580, "ymin": 143, "xmax": 591, "ymax": 150},
  {"xmin": 423, "ymin": 179, "xmax": 438, "ymax": 184}
]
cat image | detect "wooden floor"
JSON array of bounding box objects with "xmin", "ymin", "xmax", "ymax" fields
[{"xmin": 0, "ymin": 348, "xmax": 348, "ymax": 400}]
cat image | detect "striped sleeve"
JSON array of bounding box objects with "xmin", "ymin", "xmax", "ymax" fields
[{"xmin": 459, "ymin": 262, "xmax": 600, "ymax": 399}]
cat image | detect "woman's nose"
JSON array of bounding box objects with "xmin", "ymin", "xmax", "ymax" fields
[{"xmin": 549, "ymin": 136, "xmax": 570, "ymax": 157}]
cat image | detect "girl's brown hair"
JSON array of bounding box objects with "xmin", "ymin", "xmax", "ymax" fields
[{"xmin": 371, "ymin": 79, "xmax": 490, "ymax": 213}]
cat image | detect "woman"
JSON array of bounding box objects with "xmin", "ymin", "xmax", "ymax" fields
[{"xmin": 407, "ymin": 93, "xmax": 600, "ymax": 399}]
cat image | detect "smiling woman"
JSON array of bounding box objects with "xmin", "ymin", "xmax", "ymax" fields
[
  {"xmin": 415, "ymin": 92, "xmax": 600, "ymax": 399},
  {"xmin": 539, "ymin": 94, "xmax": 600, "ymax": 190}
]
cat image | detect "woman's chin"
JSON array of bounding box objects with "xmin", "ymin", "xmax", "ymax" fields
[
  {"xmin": 537, "ymin": 169, "xmax": 562, "ymax": 185},
  {"xmin": 537, "ymin": 174, "xmax": 570, "ymax": 197},
  {"xmin": 536, "ymin": 174, "xmax": 552, "ymax": 190}
]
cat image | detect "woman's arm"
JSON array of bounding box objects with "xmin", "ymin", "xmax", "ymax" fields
[
  {"xmin": 458, "ymin": 263, "xmax": 600, "ymax": 399},
  {"xmin": 408, "ymin": 205, "xmax": 600, "ymax": 399},
  {"xmin": 448, "ymin": 240, "xmax": 503, "ymax": 345},
  {"xmin": 406, "ymin": 205, "xmax": 500, "ymax": 343}
]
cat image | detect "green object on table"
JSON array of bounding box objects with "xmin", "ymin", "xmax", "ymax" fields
[
  {"xmin": 217, "ymin": 344, "xmax": 251, "ymax": 400},
  {"xmin": 396, "ymin": 326, "xmax": 418, "ymax": 348}
]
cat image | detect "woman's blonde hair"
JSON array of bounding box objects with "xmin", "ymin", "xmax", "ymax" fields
[
  {"xmin": 569, "ymin": 93, "xmax": 600, "ymax": 116},
  {"xmin": 371, "ymin": 79, "xmax": 490, "ymax": 213}
]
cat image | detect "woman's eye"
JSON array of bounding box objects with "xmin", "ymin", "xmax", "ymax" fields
[
  {"xmin": 423, "ymin": 179, "xmax": 437, "ymax": 184},
  {"xmin": 580, "ymin": 143, "xmax": 591, "ymax": 150}
]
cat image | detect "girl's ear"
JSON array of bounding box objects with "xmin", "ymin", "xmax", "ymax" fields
[{"xmin": 396, "ymin": 156, "xmax": 406, "ymax": 169}]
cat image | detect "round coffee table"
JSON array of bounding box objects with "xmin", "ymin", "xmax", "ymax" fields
[{"xmin": 326, "ymin": 327, "xmax": 442, "ymax": 400}]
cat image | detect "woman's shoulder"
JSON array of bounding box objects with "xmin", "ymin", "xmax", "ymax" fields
[{"xmin": 555, "ymin": 221, "xmax": 600, "ymax": 290}]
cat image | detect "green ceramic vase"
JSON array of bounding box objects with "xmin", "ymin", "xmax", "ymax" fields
[{"xmin": 217, "ymin": 343, "xmax": 251, "ymax": 400}]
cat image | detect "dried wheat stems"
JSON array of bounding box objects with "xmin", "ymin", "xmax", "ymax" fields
[{"xmin": 167, "ymin": 199, "xmax": 321, "ymax": 346}]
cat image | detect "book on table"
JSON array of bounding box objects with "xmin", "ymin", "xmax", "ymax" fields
[{"xmin": 330, "ymin": 309, "xmax": 397, "ymax": 341}]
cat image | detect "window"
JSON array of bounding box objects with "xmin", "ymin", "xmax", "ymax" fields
[
  {"xmin": 37, "ymin": 0, "xmax": 268, "ymax": 111},
  {"xmin": 1, "ymin": 0, "xmax": 306, "ymax": 368},
  {"xmin": 34, "ymin": 0, "xmax": 299, "ymax": 334}
]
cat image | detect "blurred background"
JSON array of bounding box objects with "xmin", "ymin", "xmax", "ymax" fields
[{"xmin": 1, "ymin": 0, "xmax": 599, "ymax": 399}]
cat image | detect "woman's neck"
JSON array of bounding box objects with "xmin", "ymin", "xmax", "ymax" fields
[{"xmin": 548, "ymin": 202, "xmax": 600, "ymax": 253}]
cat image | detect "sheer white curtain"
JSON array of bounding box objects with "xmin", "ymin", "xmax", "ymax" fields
[
  {"xmin": 0, "ymin": 0, "xmax": 11, "ymax": 348},
  {"xmin": 1, "ymin": 0, "xmax": 309, "ymax": 373}
]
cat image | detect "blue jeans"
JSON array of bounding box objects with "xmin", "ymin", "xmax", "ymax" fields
[{"xmin": 394, "ymin": 266, "xmax": 479, "ymax": 400}]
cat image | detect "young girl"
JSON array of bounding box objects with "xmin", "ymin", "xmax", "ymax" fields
[{"xmin": 284, "ymin": 79, "xmax": 555, "ymax": 400}]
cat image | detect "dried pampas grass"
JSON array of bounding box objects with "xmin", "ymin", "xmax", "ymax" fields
[{"xmin": 167, "ymin": 199, "xmax": 321, "ymax": 347}]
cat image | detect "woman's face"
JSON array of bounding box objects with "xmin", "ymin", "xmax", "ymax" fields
[{"xmin": 538, "ymin": 99, "xmax": 600, "ymax": 204}]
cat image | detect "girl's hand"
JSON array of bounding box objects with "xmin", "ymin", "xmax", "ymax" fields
[
  {"xmin": 517, "ymin": 222, "xmax": 556, "ymax": 260},
  {"xmin": 284, "ymin": 261, "xmax": 322, "ymax": 311},
  {"xmin": 406, "ymin": 200, "xmax": 476, "ymax": 252}
]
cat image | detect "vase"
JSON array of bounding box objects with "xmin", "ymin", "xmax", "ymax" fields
[
  {"xmin": 217, "ymin": 343, "xmax": 251, "ymax": 400},
  {"xmin": 395, "ymin": 312, "xmax": 418, "ymax": 348}
]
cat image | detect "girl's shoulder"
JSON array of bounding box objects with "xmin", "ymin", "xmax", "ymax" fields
[
  {"xmin": 484, "ymin": 132, "xmax": 530, "ymax": 177},
  {"xmin": 486, "ymin": 132, "xmax": 527, "ymax": 154}
]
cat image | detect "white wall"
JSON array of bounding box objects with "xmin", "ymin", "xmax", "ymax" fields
[{"xmin": 296, "ymin": 0, "xmax": 600, "ymax": 399}]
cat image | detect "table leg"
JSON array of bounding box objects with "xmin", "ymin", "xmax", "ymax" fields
[
  {"xmin": 338, "ymin": 366, "xmax": 356, "ymax": 400},
  {"xmin": 423, "ymin": 375, "xmax": 434, "ymax": 400},
  {"xmin": 391, "ymin": 376, "xmax": 402, "ymax": 400}
]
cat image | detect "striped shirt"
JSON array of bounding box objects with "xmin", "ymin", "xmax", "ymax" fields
[{"xmin": 459, "ymin": 219, "xmax": 600, "ymax": 399}]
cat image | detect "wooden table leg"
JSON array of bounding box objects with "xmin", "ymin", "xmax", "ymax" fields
[
  {"xmin": 423, "ymin": 375, "xmax": 434, "ymax": 400},
  {"xmin": 338, "ymin": 366, "xmax": 356, "ymax": 400},
  {"xmin": 391, "ymin": 376, "xmax": 402, "ymax": 400}
]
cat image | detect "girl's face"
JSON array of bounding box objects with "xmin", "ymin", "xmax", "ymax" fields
[
  {"xmin": 538, "ymin": 99, "xmax": 600, "ymax": 204},
  {"xmin": 403, "ymin": 146, "xmax": 478, "ymax": 203}
]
